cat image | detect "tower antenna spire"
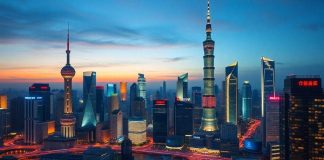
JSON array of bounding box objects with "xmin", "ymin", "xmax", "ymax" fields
[
  {"xmin": 66, "ymin": 23, "xmax": 70, "ymax": 65},
  {"xmin": 206, "ymin": 0, "xmax": 212, "ymax": 40}
]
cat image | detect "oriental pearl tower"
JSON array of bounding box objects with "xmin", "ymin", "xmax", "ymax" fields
[{"xmin": 60, "ymin": 26, "xmax": 76, "ymax": 138}]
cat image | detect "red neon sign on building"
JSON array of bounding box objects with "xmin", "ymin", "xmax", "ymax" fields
[
  {"xmin": 298, "ymin": 80, "xmax": 318, "ymax": 87},
  {"xmin": 154, "ymin": 100, "xmax": 167, "ymax": 106},
  {"xmin": 269, "ymin": 96, "xmax": 280, "ymax": 102}
]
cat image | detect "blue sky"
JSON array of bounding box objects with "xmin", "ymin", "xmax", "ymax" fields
[{"xmin": 0, "ymin": 0, "xmax": 324, "ymax": 90}]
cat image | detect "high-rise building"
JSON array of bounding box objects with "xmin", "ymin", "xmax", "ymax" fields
[
  {"xmin": 137, "ymin": 73, "xmax": 146, "ymax": 107},
  {"xmin": 242, "ymin": 81, "xmax": 252, "ymax": 121},
  {"xmin": 0, "ymin": 107, "xmax": 10, "ymax": 138},
  {"xmin": 81, "ymin": 71, "xmax": 97, "ymax": 128},
  {"xmin": 191, "ymin": 86, "xmax": 202, "ymax": 108},
  {"xmin": 131, "ymin": 97, "xmax": 145, "ymax": 118},
  {"xmin": 128, "ymin": 118, "xmax": 146, "ymax": 145},
  {"xmin": 120, "ymin": 82, "xmax": 127, "ymax": 102},
  {"xmin": 163, "ymin": 81, "xmax": 167, "ymax": 99},
  {"xmin": 29, "ymin": 84, "xmax": 51, "ymax": 122},
  {"xmin": 199, "ymin": 0, "xmax": 218, "ymax": 132},
  {"xmin": 280, "ymin": 75, "xmax": 323, "ymax": 160},
  {"xmin": 225, "ymin": 61, "xmax": 238, "ymax": 125},
  {"xmin": 261, "ymin": 57, "xmax": 275, "ymax": 118},
  {"xmin": 121, "ymin": 137, "xmax": 133, "ymax": 160},
  {"xmin": 0, "ymin": 95, "xmax": 8, "ymax": 109},
  {"xmin": 96, "ymin": 86, "xmax": 104, "ymax": 123},
  {"xmin": 174, "ymin": 101, "xmax": 193, "ymax": 136},
  {"xmin": 9, "ymin": 97, "xmax": 25, "ymax": 132},
  {"xmin": 129, "ymin": 83, "xmax": 137, "ymax": 117},
  {"xmin": 176, "ymin": 73, "xmax": 189, "ymax": 101},
  {"xmin": 110, "ymin": 109, "xmax": 123, "ymax": 142},
  {"xmin": 153, "ymin": 100, "xmax": 169, "ymax": 143},
  {"xmin": 0, "ymin": 95, "xmax": 9, "ymax": 137},
  {"xmin": 60, "ymin": 27, "xmax": 76, "ymax": 139},
  {"xmin": 106, "ymin": 83, "xmax": 117, "ymax": 97},
  {"xmin": 263, "ymin": 94, "xmax": 280, "ymax": 148},
  {"xmin": 24, "ymin": 97, "xmax": 43, "ymax": 144}
]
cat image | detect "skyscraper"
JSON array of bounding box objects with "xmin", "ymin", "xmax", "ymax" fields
[
  {"xmin": 191, "ymin": 86, "xmax": 202, "ymax": 108},
  {"xmin": 106, "ymin": 83, "xmax": 117, "ymax": 97},
  {"xmin": 174, "ymin": 101, "xmax": 193, "ymax": 136},
  {"xmin": 153, "ymin": 100, "xmax": 169, "ymax": 143},
  {"xmin": 81, "ymin": 71, "xmax": 97, "ymax": 128},
  {"xmin": 225, "ymin": 61, "xmax": 238, "ymax": 125},
  {"xmin": 242, "ymin": 81, "xmax": 252, "ymax": 121},
  {"xmin": 129, "ymin": 83, "xmax": 137, "ymax": 117},
  {"xmin": 29, "ymin": 83, "xmax": 51, "ymax": 122},
  {"xmin": 163, "ymin": 81, "xmax": 167, "ymax": 99},
  {"xmin": 280, "ymin": 75, "xmax": 323, "ymax": 160},
  {"xmin": 120, "ymin": 82, "xmax": 127, "ymax": 102},
  {"xmin": 9, "ymin": 97, "xmax": 25, "ymax": 132},
  {"xmin": 137, "ymin": 73, "xmax": 146, "ymax": 107},
  {"xmin": 200, "ymin": 0, "xmax": 218, "ymax": 132},
  {"xmin": 96, "ymin": 86, "xmax": 104, "ymax": 123},
  {"xmin": 176, "ymin": 73, "xmax": 189, "ymax": 101},
  {"xmin": 261, "ymin": 57, "xmax": 275, "ymax": 150},
  {"xmin": 0, "ymin": 95, "xmax": 8, "ymax": 109},
  {"xmin": 24, "ymin": 96, "xmax": 43, "ymax": 144},
  {"xmin": 261, "ymin": 57, "xmax": 275, "ymax": 118},
  {"xmin": 60, "ymin": 27, "xmax": 76, "ymax": 139}
]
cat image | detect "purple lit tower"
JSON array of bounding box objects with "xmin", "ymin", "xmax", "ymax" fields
[
  {"xmin": 60, "ymin": 26, "xmax": 76, "ymax": 138},
  {"xmin": 199, "ymin": 0, "xmax": 218, "ymax": 132}
]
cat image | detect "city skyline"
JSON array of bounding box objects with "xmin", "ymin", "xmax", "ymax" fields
[{"xmin": 1, "ymin": 0, "xmax": 324, "ymax": 90}]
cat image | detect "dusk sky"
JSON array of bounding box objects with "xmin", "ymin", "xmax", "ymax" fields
[{"xmin": 0, "ymin": 0, "xmax": 324, "ymax": 90}]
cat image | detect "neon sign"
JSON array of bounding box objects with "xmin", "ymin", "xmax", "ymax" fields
[
  {"xmin": 154, "ymin": 100, "xmax": 167, "ymax": 106},
  {"xmin": 269, "ymin": 96, "xmax": 280, "ymax": 102},
  {"xmin": 298, "ymin": 80, "xmax": 318, "ymax": 87}
]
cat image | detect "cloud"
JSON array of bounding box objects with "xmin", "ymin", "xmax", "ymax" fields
[
  {"xmin": 162, "ymin": 57, "xmax": 187, "ymax": 62},
  {"xmin": 0, "ymin": 1, "xmax": 191, "ymax": 47}
]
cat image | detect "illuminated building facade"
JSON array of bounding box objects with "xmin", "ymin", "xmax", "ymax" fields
[
  {"xmin": 153, "ymin": 100, "xmax": 169, "ymax": 143},
  {"xmin": 176, "ymin": 73, "xmax": 189, "ymax": 101},
  {"xmin": 0, "ymin": 95, "xmax": 8, "ymax": 109},
  {"xmin": 106, "ymin": 83, "xmax": 117, "ymax": 97},
  {"xmin": 200, "ymin": 0, "xmax": 218, "ymax": 133},
  {"xmin": 24, "ymin": 97, "xmax": 43, "ymax": 144},
  {"xmin": 81, "ymin": 71, "xmax": 97, "ymax": 128},
  {"xmin": 242, "ymin": 81, "xmax": 252, "ymax": 121},
  {"xmin": 110, "ymin": 109, "xmax": 123, "ymax": 142},
  {"xmin": 128, "ymin": 118, "xmax": 147, "ymax": 145},
  {"xmin": 29, "ymin": 83, "xmax": 51, "ymax": 122},
  {"xmin": 280, "ymin": 75, "xmax": 323, "ymax": 160},
  {"xmin": 96, "ymin": 86, "xmax": 104, "ymax": 122},
  {"xmin": 120, "ymin": 82, "xmax": 127, "ymax": 102},
  {"xmin": 137, "ymin": 73, "xmax": 146, "ymax": 108},
  {"xmin": 174, "ymin": 101, "xmax": 193, "ymax": 136},
  {"xmin": 264, "ymin": 94, "xmax": 280, "ymax": 148},
  {"xmin": 261, "ymin": 57, "xmax": 275, "ymax": 118},
  {"xmin": 60, "ymin": 28, "xmax": 76, "ymax": 139},
  {"xmin": 225, "ymin": 61, "xmax": 238, "ymax": 125},
  {"xmin": 0, "ymin": 95, "xmax": 9, "ymax": 138}
]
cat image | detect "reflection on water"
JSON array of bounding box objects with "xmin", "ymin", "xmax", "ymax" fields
[{"xmin": 133, "ymin": 153, "xmax": 187, "ymax": 160}]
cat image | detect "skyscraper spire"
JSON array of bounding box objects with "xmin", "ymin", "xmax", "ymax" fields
[
  {"xmin": 66, "ymin": 24, "xmax": 70, "ymax": 65},
  {"xmin": 206, "ymin": 0, "xmax": 212, "ymax": 40}
]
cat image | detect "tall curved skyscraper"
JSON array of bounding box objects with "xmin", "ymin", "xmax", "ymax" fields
[
  {"xmin": 60, "ymin": 26, "xmax": 76, "ymax": 138},
  {"xmin": 200, "ymin": 0, "xmax": 218, "ymax": 132}
]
